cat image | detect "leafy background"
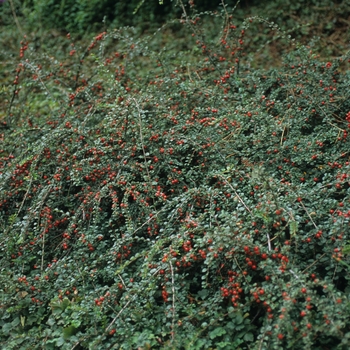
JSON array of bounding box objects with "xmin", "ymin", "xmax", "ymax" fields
[{"xmin": 1, "ymin": 0, "xmax": 350, "ymax": 349}]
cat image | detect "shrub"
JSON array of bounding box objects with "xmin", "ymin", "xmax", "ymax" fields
[
  {"xmin": 0, "ymin": 0, "xmax": 183, "ymax": 34},
  {"xmin": 1, "ymin": 6, "xmax": 350, "ymax": 349}
]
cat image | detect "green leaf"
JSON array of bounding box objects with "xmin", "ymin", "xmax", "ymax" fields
[
  {"xmin": 209, "ymin": 327, "xmax": 226, "ymax": 340},
  {"xmin": 2, "ymin": 323, "xmax": 13, "ymax": 335},
  {"xmin": 63, "ymin": 325, "xmax": 78, "ymax": 339},
  {"xmin": 244, "ymin": 332, "xmax": 254, "ymax": 342},
  {"xmin": 235, "ymin": 313, "xmax": 243, "ymax": 325},
  {"xmin": 47, "ymin": 318, "xmax": 55, "ymax": 327},
  {"xmin": 289, "ymin": 220, "xmax": 298, "ymax": 236},
  {"xmin": 342, "ymin": 245, "xmax": 350, "ymax": 255},
  {"xmin": 56, "ymin": 337, "xmax": 65, "ymax": 347},
  {"xmin": 197, "ymin": 289, "xmax": 209, "ymax": 299}
]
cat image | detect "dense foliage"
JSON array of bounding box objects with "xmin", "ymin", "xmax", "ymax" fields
[
  {"xmin": 2, "ymin": 0, "xmax": 350, "ymax": 44},
  {"xmin": 1, "ymin": 2, "xmax": 350, "ymax": 349}
]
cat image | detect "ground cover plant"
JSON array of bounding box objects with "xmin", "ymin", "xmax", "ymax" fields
[{"xmin": 1, "ymin": 1, "xmax": 350, "ymax": 349}]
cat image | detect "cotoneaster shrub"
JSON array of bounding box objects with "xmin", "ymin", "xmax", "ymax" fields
[{"xmin": 1, "ymin": 7, "xmax": 350, "ymax": 350}]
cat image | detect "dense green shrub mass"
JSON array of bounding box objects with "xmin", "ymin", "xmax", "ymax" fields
[
  {"xmin": 1, "ymin": 8, "xmax": 350, "ymax": 350},
  {"xmin": 0, "ymin": 0, "xmax": 184, "ymax": 33},
  {"xmin": 2, "ymin": 0, "xmax": 349, "ymax": 44}
]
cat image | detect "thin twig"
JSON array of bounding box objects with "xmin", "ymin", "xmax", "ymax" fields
[
  {"xmin": 9, "ymin": 0, "xmax": 24, "ymax": 36},
  {"xmin": 105, "ymin": 299, "xmax": 132, "ymax": 332},
  {"xmin": 289, "ymin": 269, "xmax": 300, "ymax": 280},
  {"xmin": 118, "ymin": 274, "xmax": 127, "ymax": 289},
  {"xmin": 169, "ymin": 261, "xmax": 176, "ymax": 342},
  {"xmin": 233, "ymin": 255, "xmax": 250, "ymax": 285},
  {"xmin": 219, "ymin": 0, "xmax": 230, "ymax": 43},
  {"xmin": 327, "ymin": 121, "xmax": 345, "ymax": 131},
  {"xmin": 105, "ymin": 267, "xmax": 162, "ymax": 333},
  {"xmin": 131, "ymin": 207, "xmax": 165, "ymax": 236},
  {"xmin": 177, "ymin": 0, "xmax": 230, "ymax": 86},
  {"xmin": 132, "ymin": 98, "xmax": 151, "ymax": 180},
  {"xmin": 266, "ymin": 233, "xmax": 272, "ymax": 251},
  {"xmin": 24, "ymin": 61, "xmax": 55, "ymax": 102},
  {"xmin": 299, "ymin": 200, "xmax": 318, "ymax": 229},
  {"xmin": 301, "ymin": 253, "xmax": 326, "ymax": 274},
  {"xmin": 219, "ymin": 174, "xmax": 272, "ymax": 250},
  {"xmin": 41, "ymin": 223, "xmax": 47, "ymax": 272},
  {"xmin": 217, "ymin": 175, "xmax": 252, "ymax": 214},
  {"xmin": 280, "ymin": 126, "xmax": 286, "ymax": 145}
]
